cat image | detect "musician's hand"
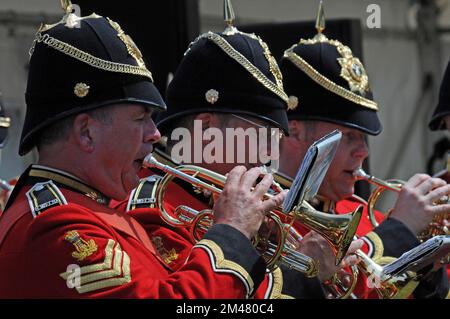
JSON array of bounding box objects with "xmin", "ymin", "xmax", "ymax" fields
[
  {"xmin": 213, "ymin": 166, "xmax": 288, "ymax": 239},
  {"xmin": 389, "ymin": 174, "xmax": 450, "ymax": 235},
  {"xmin": 296, "ymin": 231, "xmax": 363, "ymax": 282}
]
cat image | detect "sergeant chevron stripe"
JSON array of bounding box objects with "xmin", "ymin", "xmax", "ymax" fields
[{"xmin": 60, "ymin": 239, "xmax": 131, "ymax": 294}]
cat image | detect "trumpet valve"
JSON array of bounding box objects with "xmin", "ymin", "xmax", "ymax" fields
[{"xmin": 173, "ymin": 205, "xmax": 198, "ymax": 225}]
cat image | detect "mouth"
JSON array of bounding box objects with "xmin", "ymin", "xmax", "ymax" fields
[
  {"xmin": 133, "ymin": 155, "xmax": 147, "ymax": 171},
  {"xmin": 343, "ymin": 169, "xmax": 358, "ymax": 179},
  {"xmin": 134, "ymin": 148, "xmax": 153, "ymax": 170},
  {"xmin": 134, "ymin": 158, "xmax": 144, "ymax": 168}
]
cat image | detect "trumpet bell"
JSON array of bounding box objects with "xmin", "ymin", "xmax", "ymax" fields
[{"xmin": 294, "ymin": 202, "xmax": 363, "ymax": 265}]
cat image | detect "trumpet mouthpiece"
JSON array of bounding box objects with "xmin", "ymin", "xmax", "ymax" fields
[
  {"xmin": 143, "ymin": 153, "xmax": 157, "ymax": 168},
  {"xmin": 352, "ymin": 167, "xmax": 367, "ymax": 179},
  {"xmin": 0, "ymin": 179, "xmax": 12, "ymax": 191}
]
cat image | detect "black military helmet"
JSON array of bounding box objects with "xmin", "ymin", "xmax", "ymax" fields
[
  {"xmin": 279, "ymin": 3, "xmax": 381, "ymax": 136},
  {"xmin": 0, "ymin": 93, "xmax": 10, "ymax": 149},
  {"xmin": 429, "ymin": 60, "xmax": 450, "ymax": 131},
  {"xmin": 157, "ymin": 0, "xmax": 289, "ymax": 136},
  {"xmin": 20, "ymin": 1, "xmax": 166, "ymax": 155}
]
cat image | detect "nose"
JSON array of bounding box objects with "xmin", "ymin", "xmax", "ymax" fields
[
  {"xmin": 144, "ymin": 118, "xmax": 161, "ymax": 144},
  {"xmin": 351, "ymin": 138, "xmax": 369, "ymax": 160}
]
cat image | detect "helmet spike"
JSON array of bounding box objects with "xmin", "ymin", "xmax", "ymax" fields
[
  {"xmin": 224, "ymin": 0, "xmax": 235, "ymax": 27},
  {"xmin": 223, "ymin": 0, "xmax": 238, "ymax": 35},
  {"xmin": 313, "ymin": 1, "xmax": 328, "ymax": 42}
]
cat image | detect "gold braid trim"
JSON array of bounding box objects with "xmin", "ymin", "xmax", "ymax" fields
[
  {"xmin": 267, "ymin": 267, "xmax": 284, "ymax": 299},
  {"xmin": 279, "ymin": 294, "xmax": 295, "ymax": 299},
  {"xmin": 195, "ymin": 239, "xmax": 255, "ymax": 297},
  {"xmin": 272, "ymin": 267, "xmax": 295, "ymax": 299},
  {"xmin": 365, "ymin": 231, "xmax": 384, "ymax": 261},
  {"xmin": 283, "ymin": 47, "xmax": 378, "ymax": 111},
  {"xmin": 32, "ymin": 33, "xmax": 153, "ymax": 81},
  {"xmin": 189, "ymin": 32, "xmax": 288, "ymax": 104}
]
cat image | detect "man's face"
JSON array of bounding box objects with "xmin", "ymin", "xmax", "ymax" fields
[
  {"xmin": 200, "ymin": 114, "xmax": 281, "ymax": 175},
  {"xmin": 280, "ymin": 121, "xmax": 369, "ymax": 201},
  {"xmin": 317, "ymin": 123, "xmax": 369, "ymax": 201},
  {"xmin": 93, "ymin": 104, "xmax": 160, "ymax": 200}
]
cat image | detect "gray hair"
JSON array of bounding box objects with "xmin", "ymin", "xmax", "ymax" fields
[{"xmin": 36, "ymin": 105, "xmax": 117, "ymax": 151}]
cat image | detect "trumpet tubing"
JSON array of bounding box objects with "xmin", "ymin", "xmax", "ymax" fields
[{"xmin": 175, "ymin": 203, "xmax": 319, "ymax": 276}]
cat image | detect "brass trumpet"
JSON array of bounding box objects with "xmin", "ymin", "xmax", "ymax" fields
[
  {"xmin": 273, "ymin": 172, "xmax": 363, "ymax": 265},
  {"xmin": 290, "ymin": 201, "xmax": 362, "ymax": 265},
  {"xmin": 143, "ymin": 154, "xmax": 319, "ymax": 277},
  {"xmin": 353, "ymin": 168, "xmax": 450, "ymax": 241},
  {"xmin": 352, "ymin": 168, "xmax": 403, "ymax": 228},
  {"xmin": 145, "ymin": 155, "xmax": 362, "ymax": 267}
]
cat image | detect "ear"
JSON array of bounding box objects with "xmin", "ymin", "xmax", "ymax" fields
[
  {"xmin": 194, "ymin": 113, "xmax": 217, "ymax": 130},
  {"xmin": 71, "ymin": 113, "xmax": 95, "ymax": 153}
]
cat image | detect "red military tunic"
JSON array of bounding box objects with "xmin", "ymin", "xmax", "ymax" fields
[{"xmin": 0, "ymin": 165, "xmax": 268, "ymax": 298}]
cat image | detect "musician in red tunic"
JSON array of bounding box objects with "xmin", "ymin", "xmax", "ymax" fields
[
  {"xmin": 0, "ymin": 2, "xmax": 286, "ymax": 298},
  {"xmin": 276, "ymin": 4, "xmax": 449, "ymax": 299}
]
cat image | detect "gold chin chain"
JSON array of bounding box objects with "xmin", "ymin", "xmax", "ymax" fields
[
  {"xmin": 186, "ymin": 31, "xmax": 288, "ymax": 105},
  {"xmin": 284, "ymin": 47, "xmax": 378, "ymax": 111},
  {"xmin": 29, "ymin": 32, "xmax": 153, "ymax": 81}
]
